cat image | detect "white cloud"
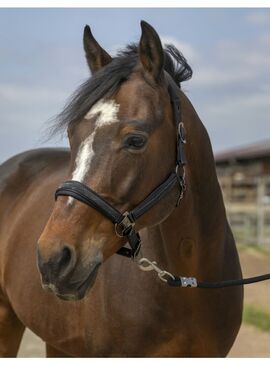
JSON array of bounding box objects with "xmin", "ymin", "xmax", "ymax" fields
[
  {"xmin": 246, "ymin": 11, "xmax": 270, "ymax": 26},
  {"xmin": 206, "ymin": 89, "xmax": 270, "ymax": 116},
  {"xmin": 193, "ymin": 66, "xmax": 255, "ymax": 86},
  {"xmin": 194, "ymin": 84, "xmax": 270, "ymax": 153},
  {"xmin": 258, "ymin": 32, "xmax": 270, "ymax": 46},
  {"xmin": 190, "ymin": 29, "xmax": 270, "ymax": 90},
  {"xmin": 0, "ymin": 81, "xmax": 71, "ymax": 162},
  {"xmin": 0, "ymin": 83, "xmax": 67, "ymax": 105},
  {"xmin": 160, "ymin": 36, "xmax": 199, "ymax": 63},
  {"xmin": 183, "ymin": 29, "xmax": 270, "ymax": 152}
]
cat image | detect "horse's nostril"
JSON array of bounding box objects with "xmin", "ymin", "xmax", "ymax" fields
[
  {"xmin": 58, "ymin": 246, "xmax": 72, "ymax": 267},
  {"xmin": 37, "ymin": 243, "xmax": 76, "ymax": 283},
  {"xmin": 55, "ymin": 245, "xmax": 75, "ymax": 277}
]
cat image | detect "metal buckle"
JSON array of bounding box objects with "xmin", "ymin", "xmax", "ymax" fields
[
  {"xmin": 115, "ymin": 211, "xmax": 135, "ymax": 237},
  {"xmin": 178, "ymin": 122, "xmax": 186, "ymax": 144},
  {"xmin": 175, "ymin": 164, "xmax": 186, "ymax": 182},
  {"xmin": 180, "ymin": 277, "xmax": 197, "ymax": 287},
  {"xmin": 175, "ymin": 165, "xmax": 186, "ymax": 206}
]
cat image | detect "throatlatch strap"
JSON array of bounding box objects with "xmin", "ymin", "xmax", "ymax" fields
[{"xmin": 129, "ymin": 173, "xmax": 178, "ymax": 220}]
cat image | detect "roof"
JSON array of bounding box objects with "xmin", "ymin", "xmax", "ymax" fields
[{"xmin": 215, "ymin": 139, "xmax": 270, "ymax": 164}]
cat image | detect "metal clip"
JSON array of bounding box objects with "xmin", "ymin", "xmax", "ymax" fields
[
  {"xmin": 180, "ymin": 277, "xmax": 197, "ymax": 287},
  {"xmin": 137, "ymin": 258, "xmax": 175, "ymax": 283},
  {"xmin": 115, "ymin": 211, "xmax": 135, "ymax": 237}
]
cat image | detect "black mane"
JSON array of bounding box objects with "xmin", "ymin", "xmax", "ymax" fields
[{"xmin": 51, "ymin": 43, "xmax": 192, "ymax": 135}]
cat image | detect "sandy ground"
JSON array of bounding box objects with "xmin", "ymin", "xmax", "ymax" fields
[
  {"xmin": 229, "ymin": 324, "xmax": 270, "ymax": 357},
  {"xmin": 17, "ymin": 247, "xmax": 270, "ymax": 358},
  {"xmin": 18, "ymin": 329, "xmax": 45, "ymax": 358}
]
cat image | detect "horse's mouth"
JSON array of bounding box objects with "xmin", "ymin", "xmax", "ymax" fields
[{"xmin": 42, "ymin": 263, "xmax": 101, "ymax": 301}]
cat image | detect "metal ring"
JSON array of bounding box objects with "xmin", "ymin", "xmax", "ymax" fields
[
  {"xmin": 114, "ymin": 211, "xmax": 135, "ymax": 237},
  {"xmin": 114, "ymin": 223, "xmax": 124, "ymax": 237}
]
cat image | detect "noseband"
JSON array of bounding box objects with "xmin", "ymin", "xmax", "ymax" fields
[{"xmin": 55, "ymin": 81, "xmax": 186, "ymax": 259}]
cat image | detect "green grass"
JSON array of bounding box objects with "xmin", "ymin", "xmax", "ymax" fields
[
  {"xmin": 243, "ymin": 305, "xmax": 270, "ymax": 333},
  {"xmin": 237, "ymin": 243, "xmax": 270, "ymax": 256}
]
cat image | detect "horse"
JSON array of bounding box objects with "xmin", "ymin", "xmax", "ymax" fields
[{"xmin": 0, "ymin": 21, "xmax": 243, "ymax": 357}]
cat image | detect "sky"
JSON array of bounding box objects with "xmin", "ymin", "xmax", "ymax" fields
[{"xmin": 0, "ymin": 8, "xmax": 270, "ymax": 162}]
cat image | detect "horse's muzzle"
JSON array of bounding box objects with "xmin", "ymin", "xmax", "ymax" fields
[{"xmin": 37, "ymin": 245, "xmax": 101, "ymax": 300}]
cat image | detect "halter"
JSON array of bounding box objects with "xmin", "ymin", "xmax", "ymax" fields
[
  {"xmin": 55, "ymin": 81, "xmax": 186, "ymax": 259},
  {"xmin": 54, "ymin": 79, "xmax": 270, "ymax": 289}
]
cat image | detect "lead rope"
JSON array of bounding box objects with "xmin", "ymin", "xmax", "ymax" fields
[{"xmin": 135, "ymin": 255, "xmax": 270, "ymax": 288}]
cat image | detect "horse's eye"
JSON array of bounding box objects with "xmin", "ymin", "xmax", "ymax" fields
[{"xmin": 124, "ymin": 135, "xmax": 147, "ymax": 150}]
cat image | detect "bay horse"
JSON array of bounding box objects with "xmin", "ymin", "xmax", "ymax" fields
[{"xmin": 0, "ymin": 21, "xmax": 243, "ymax": 357}]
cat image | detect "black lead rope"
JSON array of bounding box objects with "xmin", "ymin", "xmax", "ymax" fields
[
  {"xmin": 166, "ymin": 273, "xmax": 270, "ymax": 288},
  {"xmin": 137, "ymin": 257, "xmax": 270, "ymax": 288}
]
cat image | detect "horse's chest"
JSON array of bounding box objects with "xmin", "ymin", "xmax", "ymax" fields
[{"xmin": 81, "ymin": 293, "xmax": 198, "ymax": 356}]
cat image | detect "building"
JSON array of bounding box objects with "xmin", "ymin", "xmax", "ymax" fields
[{"xmin": 215, "ymin": 139, "xmax": 270, "ymax": 246}]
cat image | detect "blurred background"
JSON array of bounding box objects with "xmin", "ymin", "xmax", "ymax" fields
[{"xmin": 0, "ymin": 7, "xmax": 270, "ymax": 357}]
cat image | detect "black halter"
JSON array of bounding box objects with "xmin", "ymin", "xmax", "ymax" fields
[
  {"xmin": 55, "ymin": 81, "xmax": 186, "ymax": 259},
  {"xmin": 54, "ymin": 80, "xmax": 270, "ymax": 289}
]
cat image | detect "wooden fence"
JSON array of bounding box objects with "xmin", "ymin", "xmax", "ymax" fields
[{"xmin": 218, "ymin": 174, "xmax": 270, "ymax": 246}]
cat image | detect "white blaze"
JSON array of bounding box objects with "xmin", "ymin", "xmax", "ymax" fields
[
  {"xmin": 68, "ymin": 99, "xmax": 120, "ymax": 205},
  {"xmin": 71, "ymin": 133, "xmax": 94, "ymax": 183},
  {"xmin": 85, "ymin": 99, "xmax": 120, "ymax": 127}
]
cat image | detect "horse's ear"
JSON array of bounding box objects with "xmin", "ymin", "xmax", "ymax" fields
[
  {"xmin": 139, "ymin": 21, "xmax": 164, "ymax": 82},
  {"xmin": 83, "ymin": 25, "xmax": 112, "ymax": 74}
]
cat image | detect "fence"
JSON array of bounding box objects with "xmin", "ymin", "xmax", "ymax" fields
[{"xmin": 218, "ymin": 173, "xmax": 270, "ymax": 246}]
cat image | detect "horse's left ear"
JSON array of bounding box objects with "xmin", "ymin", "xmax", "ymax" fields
[
  {"xmin": 83, "ymin": 25, "xmax": 112, "ymax": 74},
  {"xmin": 139, "ymin": 21, "xmax": 164, "ymax": 82}
]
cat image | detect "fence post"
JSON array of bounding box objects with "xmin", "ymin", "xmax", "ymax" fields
[{"xmin": 257, "ymin": 177, "xmax": 265, "ymax": 246}]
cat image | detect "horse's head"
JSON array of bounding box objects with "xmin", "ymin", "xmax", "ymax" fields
[{"xmin": 37, "ymin": 21, "xmax": 192, "ymax": 300}]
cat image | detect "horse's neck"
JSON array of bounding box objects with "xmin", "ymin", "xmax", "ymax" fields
[{"xmin": 145, "ymin": 92, "xmax": 229, "ymax": 278}]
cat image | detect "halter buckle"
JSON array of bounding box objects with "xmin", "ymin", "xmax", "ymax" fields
[
  {"xmin": 178, "ymin": 122, "xmax": 186, "ymax": 144},
  {"xmin": 175, "ymin": 165, "xmax": 186, "ymax": 206},
  {"xmin": 115, "ymin": 211, "xmax": 135, "ymax": 237}
]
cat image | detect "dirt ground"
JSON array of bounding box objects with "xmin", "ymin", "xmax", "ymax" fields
[
  {"xmin": 17, "ymin": 247, "xmax": 270, "ymax": 358},
  {"xmin": 229, "ymin": 246, "xmax": 270, "ymax": 357}
]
